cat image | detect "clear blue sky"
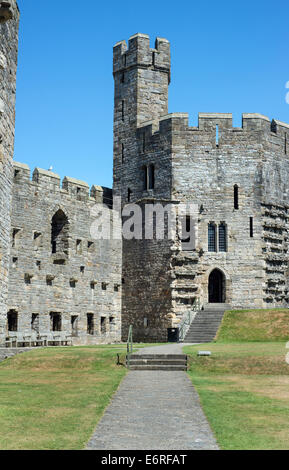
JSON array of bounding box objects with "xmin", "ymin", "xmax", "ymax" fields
[{"xmin": 15, "ymin": 0, "xmax": 289, "ymax": 188}]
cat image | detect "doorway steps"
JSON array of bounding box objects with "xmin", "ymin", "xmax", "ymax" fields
[{"xmin": 183, "ymin": 304, "xmax": 230, "ymax": 343}]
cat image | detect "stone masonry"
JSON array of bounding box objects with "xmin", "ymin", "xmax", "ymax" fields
[
  {"xmin": 1, "ymin": 13, "xmax": 289, "ymax": 345},
  {"xmin": 0, "ymin": 1, "xmax": 19, "ymax": 345},
  {"xmin": 113, "ymin": 34, "xmax": 289, "ymax": 342},
  {"xmin": 7, "ymin": 162, "xmax": 122, "ymax": 345}
]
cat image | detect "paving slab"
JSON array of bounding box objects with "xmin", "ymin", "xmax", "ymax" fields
[{"xmin": 87, "ymin": 344, "xmax": 218, "ymax": 450}]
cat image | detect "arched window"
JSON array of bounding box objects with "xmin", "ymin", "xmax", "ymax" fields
[
  {"xmin": 234, "ymin": 185, "xmax": 239, "ymax": 210},
  {"xmin": 218, "ymin": 223, "xmax": 227, "ymax": 252},
  {"xmin": 208, "ymin": 223, "xmax": 216, "ymax": 252},
  {"xmin": 51, "ymin": 210, "xmax": 69, "ymax": 254}
]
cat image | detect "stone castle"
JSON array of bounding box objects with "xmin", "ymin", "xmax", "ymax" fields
[{"xmin": 1, "ymin": 1, "xmax": 289, "ymax": 346}]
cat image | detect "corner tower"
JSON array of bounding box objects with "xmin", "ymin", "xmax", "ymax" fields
[{"xmin": 0, "ymin": 1, "xmax": 20, "ymax": 346}]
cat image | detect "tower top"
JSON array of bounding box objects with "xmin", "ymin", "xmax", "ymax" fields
[{"xmin": 113, "ymin": 33, "xmax": 170, "ymax": 82}]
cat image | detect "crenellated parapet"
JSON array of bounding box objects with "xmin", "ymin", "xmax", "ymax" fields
[
  {"xmin": 113, "ymin": 33, "xmax": 170, "ymax": 81},
  {"xmin": 135, "ymin": 112, "xmax": 289, "ymax": 154},
  {"xmin": 13, "ymin": 162, "xmax": 112, "ymax": 206}
]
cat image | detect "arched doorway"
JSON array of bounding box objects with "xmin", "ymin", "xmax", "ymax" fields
[{"xmin": 208, "ymin": 269, "xmax": 226, "ymax": 303}]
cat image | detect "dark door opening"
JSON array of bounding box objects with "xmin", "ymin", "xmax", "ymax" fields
[{"xmin": 208, "ymin": 269, "xmax": 225, "ymax": 303}]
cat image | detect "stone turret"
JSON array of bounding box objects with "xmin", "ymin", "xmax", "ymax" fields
[{"xmin": 0, "ymin": 0, "xmax": 19, "ymax": 346}]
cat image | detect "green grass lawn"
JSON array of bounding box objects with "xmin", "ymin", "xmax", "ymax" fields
[
  {"xmin": 0, "ymin": 342, "xmax": 164, "ymax": 450},
  {"xmin": 184, "ymin": 308, "xmax": 289, "ymax": 450}
]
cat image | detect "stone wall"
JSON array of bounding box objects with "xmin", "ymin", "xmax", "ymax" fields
[
  {"xmin": 114, "ymin": 34, "xmax": 289, "ymax": 342},
  {"xmin": 0, "ymin": 1, "xmax": 19, "ymax": 345},
  {"xmin": 7, "ymin": 162, "xmax": 122, "ymax": 345}
]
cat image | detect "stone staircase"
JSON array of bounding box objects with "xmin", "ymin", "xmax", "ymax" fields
[
  {"xmin": 183, "ymin": 303, "xmax": 230, "ymax": 343},
  {"xmin": 127, "ymin": 354, "xmax": 187, "ymax": 371}
]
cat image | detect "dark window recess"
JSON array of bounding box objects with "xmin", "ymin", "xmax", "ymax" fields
[
  {"xmin": 120, "ymin": 72, "xmax": 125, "ymax": 83},
  {"xmin": 144, "ymin": 166, "xmax": 148, "ymax": 190},
  {"xmin": 80, "ymin": 266, "xmax": 85, "ymax": 274},
  {"xmin": 7, "ymin": 310, "xmax": 18, "ymax": 332},
  {"xmin": 208, "ymin": 223, "xmax": 216, "ymax": 252},
  {"xmin": 250, "ymin": 217, "xmax": 254, "ymax": 238},
  {"xmin": 14, "ymin": 169, "xmax": 20, "ymax": 181},
  {"xmin": 70, "ymin": 280, "xmax": 77, "ymax": 288},
  {"xmin": 102, "ymin": 282, "xmax": 107, "ymax": 291},
  {"xmin": 24, "ymin": 273, "xmax": 32, "ymax": 285},
  {"xmin": 36, "ymin": 260, "xmax": 41, "ymax": 270},
  {"xmin": 12, "ymin": 228, "xmax": 20, "ymax": 248},
  {"xmin": 90, "ymin": 281, "xmax": 96, "ymax": 290},
  {"xmin": 51, "ymin": 210, "xmax": 69, "ymax": 254},
  {"xmin": 216, "ymin": 125, "xmax": 219, "ymax": 146},
  {"xmin": 114, "ymin": 284, "xmax": 120, "ymax": 292},
  {"xmin": 128, "ymin": 188, "xmax": 132, "ymax": 202},
  {"xmin": 149, "ymin": 165, "xmax": 155, "ymax": 189},
  {"xmin": 181, "ymin": 216, "xmax": 191, "ymax": 243},
  {"xmin": 87, "ymin": 314, "xmax": 94, "ymax": 335},
  {"xmin": 234, "ymin": 185, "xmax": 239, "ymax": 210},
  {"xmin": 71, "ymin": 316, "xmax": 78, "ymax": 337},
  {"xmin": 46, "ymin": 276, "xmax": 53, "ymax": 286},
  {"xmin": 50, "ymin": 312, "xmax": 61, "ymax": 332},
  {"xmin": 101, "ymin": 317, "xmax": 106, "ymax": 334},
  {"xmin": 31, "ymin": 314, "xmax": 39, "ymax": 334},
  {"xmin": 218, "ymin": 223, "xmax": 227, "ymax": 252},
  {"xmin": 121, "ymin": 100, "xmax": 125, "ymax": 121},
  {"xmin": 12, "ymin": 257, "xmax": 18, "ymax": 267},
  {"xmin": 285, "ymin": 134, "xmax": 287, "ymax": 155}
]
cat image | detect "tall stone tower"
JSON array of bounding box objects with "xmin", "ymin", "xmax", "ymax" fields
[
  {"xmin": 0, "ymin": 1, "xmax": 20, "ymax": 346},
  {"xmin": 113, "ymin": 34, "xmax": 176, "ymax": 342},
  {"xmin": 114, "ymin": 33, "xmax": 289, "ymax": 343}
]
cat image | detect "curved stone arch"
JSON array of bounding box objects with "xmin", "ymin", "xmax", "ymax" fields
[
  {"xmin": 50, "ymin": 207, "xmax": 71, "ymax": 255},
  {"xmin": 203, "ymin": 266, "xmax": 232, "ymax": 304},
  {"xmin": 49, "ymin": 204, "xmax": 71, "ymax": 224}
]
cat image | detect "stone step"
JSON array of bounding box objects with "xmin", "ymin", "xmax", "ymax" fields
[
  {"xmin": 184, "ymin": 308, "xmax": 226, "ymax": 343},
  {"xmin": 129, "ymin": 359, "xmax": 187, "ymax": 366},
  {"xmin": 129, "ymin": 365, "xmax": 187, "ymax": 371},
  {"xmin": 130, "ymin": 354, "xmax": 187, "ymax": 360},
  {"xmin": 126, "ymin": 354, "xmax": 188, "ymax": 370}
]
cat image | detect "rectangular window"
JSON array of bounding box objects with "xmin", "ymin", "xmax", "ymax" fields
[
  {"xmin": 121, "ymin": 100, "xmax": 125, "ymax": 121},
  {"xmin": 234, "ymin": 185, "xmax": 239, "ymax": 210},
  {"xmin": 149, "ymin": 165, "xmax": 155, "ymax": 190},
  {"xmin": 7, "ymin": 310, "xmax": 18, "ymax": 332},
  {"xmin": 250, "ymin": 217, "xmax": 254, "ymax": 238},
  {"xmin": 50, "ymin": 313, "xmax": 61, "ymax": 332},
  {"xmin": 218, "ymin": 223, "xmax": 227, "ymax": 252},
  {"xmin": 208, "ymin": 223, "xmax": 216, "ymax": 252},
  {"xmin": 101, "ymin": 317, "xmax": 106, "ymax": 334},
  {"xmin": 87, "ymin": 314, "xmax": 94, "ymax": 335}
]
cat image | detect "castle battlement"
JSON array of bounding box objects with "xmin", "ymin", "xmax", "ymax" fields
[
  {"xmin": 13, "ymin": 161, "xmax": 112, "ymax": 204},
  {"xmin": 135, "ymin": 112, "xmax": 289, "ymax": 143},
  {"xmin": 113, "ymin": 33, "xmax": 170, "ymax": 79}
]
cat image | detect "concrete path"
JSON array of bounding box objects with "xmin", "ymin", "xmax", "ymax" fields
[{"xmin": 86, "ymin": 343, "xmax": 218, "ymax": 450}]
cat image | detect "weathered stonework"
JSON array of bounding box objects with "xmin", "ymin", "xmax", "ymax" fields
[
  {"xmin": 0, "ymin": 1, "xmax": 19, "ymax": 344},
  {"xmin": 6, "ymin": 162, "xmax": 122, "ymax": 345},
  {"xmin": 113, "ymin": 34, "xmax": 289, "ymax": 342}
]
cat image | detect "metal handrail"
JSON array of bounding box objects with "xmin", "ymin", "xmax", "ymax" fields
[
  {"xmin": 126, "ymin": 325, "xmax": 133, "ymax": 369},
  {"xmin": 178, "ymin": 298, "xmax": 202, "ymax": 342}
]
